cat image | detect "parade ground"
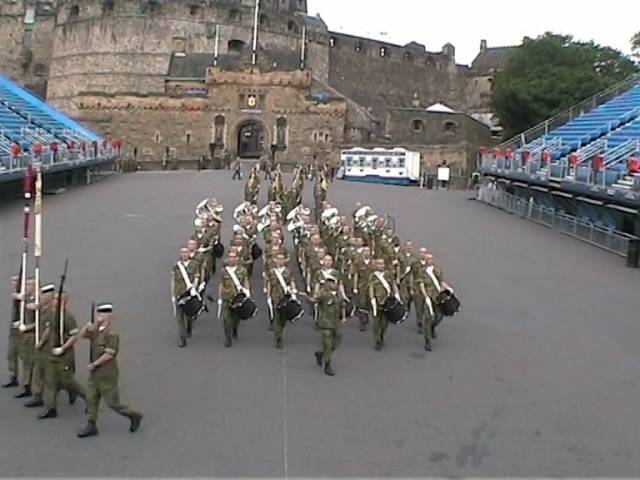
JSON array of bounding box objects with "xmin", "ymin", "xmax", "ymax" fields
[{"xmin": 0, "ymin": 171, "xmax": 639, "ymax": 477}]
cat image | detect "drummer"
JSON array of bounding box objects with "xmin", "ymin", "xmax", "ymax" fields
[
  {"xmin": 368, "ymin": 258, "xmax": 400, "ymax": 351},
  {"xmin": 171, "ymin": 247, "xmax": 201, "ymax": 348},
  {"xmin": 414, "ymin": 250, "xmax": 451, "ymax": 352},
  {"xmin": 265, "ymin": 253, "xmax": 298, "ymax": 349},
  {"xmin": 217, "ymin": 251, "xmax": 251, "ymax": 348}
]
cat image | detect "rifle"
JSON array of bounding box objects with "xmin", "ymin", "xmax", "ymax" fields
[
  {"xmin": 19, "ymin": 164, "xmax": 35, "ymax": 328},
  {"xmin": 89, "ymin": 302, "xmax": 95, "ymax": 362},
  {"xmin": 33, "ymin": 163, "xmax": 42, "ymax": 345},
  {"xmin": 54, "ymin": 259, "xmax": 68, "ymax": 347}
]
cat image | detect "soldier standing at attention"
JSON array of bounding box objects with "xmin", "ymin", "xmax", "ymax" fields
[
  {"xmin": 171, "ymin": 247, "xmax": 201, "ymax": 348},
  {"xmin": 312, "ymin": 257, "xmax": 347, "ymax": 377},
  {"xmin": 369, "ymin": 258, "xmax": 400, "ymax": 351},
  {"xmin": 38, "ymin": 290, "xmax": 86, "ymax": 419},
  {"xmin": 64, "ymin": 303, "xmax": 142, "ymax": 438},
  {"xmin": 266, "ymin": 253, "xmax": 298, "ymax": 349},
  {"xmin": 2, "ymin": 275, "xmax": 20, "ymax": 388},
  {"xmin": 217, "ymin": 252, "xmax": 251, "ymax": 348}
]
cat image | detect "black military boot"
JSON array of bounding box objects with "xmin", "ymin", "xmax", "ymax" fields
[
  {"xmin": 2, "ymin": 375, "xmax": 18, "ymax": 388},
  {"xmin": 24, "ymin": 395, "xmax": 44, "ymax": 408},
  {"xmin": 314, "ymin": 351, "xmax": 323, "ymax": 367},
  {"xmin": 128, "ymin": 413, "xmax": 143, "ymax": 433},
  {"xmin": 374, "ymin": 340, "xmax": 383, "ymax": 351},
  {"xmin": 77, "ymin": 421, "xmax": 98, "ymax": 438},
  {"xmin": 14, "ymin": 385, "xmax": 31, "ymax": 398},
  {"xmin": 275, "ymin": 338, "xmax": 283, "ymax": 350},
  {"xmin": 68, "ymin": 390, "xmax": 77, "ymax": 405},
  {"xmin": 37, "ymin": 407, "xmax": 57, "ymax": 419},
  {"xmin": 424, "ymin": 340, "xmax": 433, "ymax": 352},
  {"xmin": 431, "ymin": 327, "xmax": 438, "ymax": 340},
  {"xmin": 178, "ymin": 337, "xmax": 187, "ymax": 348},
  {"xmin": 232, "ymin": 327, "xmax": 238, "ymax": 340},
  {"xmin": 186, "ymin": 320, "xmax": 192, "ymax": 339},
  {"xmin": 324, "ymin": 362, "xmax": 334, "ymax": 377},
  {"xmin": 224, "ymin": 336, "xmax": 232, "ymax": 348},
  {"xmin": 359, "ymin": 322, "xmax": 367, "ymax": 332}
]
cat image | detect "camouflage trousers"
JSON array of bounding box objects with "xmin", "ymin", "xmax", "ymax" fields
[
  {"xmin": 44, "ymin": 359, "xmax": 86, "ymax": 410},
  {"xmin": 415, "ymin": 296, "xmax": 443, "ymax": 342},
  {"xmin": 319, "ymin": 328, "xmax": 342, "ymax": 365},
  {"xmin": 6, "ymin": 328, "xmax": 17, "ymax": 376},
  {"xmin": 372, "ymin": 313, "xmax": 388, "ymax": 344},
  {"xmin": 87, "ymin": 369, "xmax": 140, "ymax": 423},
  {"xmin": 17, "ymin": 334, "xmax": 44, "ymax": 394}
]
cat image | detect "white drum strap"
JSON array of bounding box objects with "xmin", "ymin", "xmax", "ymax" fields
[
  {"xmin": 177, "ymin": 261, "xmax": 194, "ymax": 290},
  {"xmin": 273, "ymin": 268, "xmax": 290, "ymax": 295},
  {"xmin": 226, "ymin": 267, "xmax": 245, "ymax": 295},
  {"xmin": 425, "ymin": 266, "xmax": 442, "ymax": 292},
  {"xmin": 374, "ymin": 271, "xmax": 391, "ymax": 297}
]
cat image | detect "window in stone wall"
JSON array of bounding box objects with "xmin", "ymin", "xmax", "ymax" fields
[
  {"xmin": 312, "ymin": 131, "xmax": 318, "ymax": 142},
  {"xmin": 288, "ymin": 21, "xmax": 299, "ymax": 33},
  {"xmin": 355, "ymin": 42, "xmax": 363, "ymax": 53},
  {"xmin": 260, "ymin": 14, "xmax": 269, "ymax": 27},
  {"xmin": 102, "ymin": 0, "xmax": 114, "ymax": 14},
  {"xmin": 324, "ymin": 132, "xmax": 329, "ymax": 142},
  {"xmin": 154, "ymin": 132, "xmax": 161, "ymax": 144},
  {"xmin": 443, "ymin": 120, "xmax": 458, "ymax": 133},
  {"xmin": 412, "ymin": 119, "xmax": 424, "ymax": 132},
  {"xmin": 173, "ymin": 37, "xmax": 187, "ymax": 53},
  {"xmin": 33, "ymin": 63, "xmax": 47, "ymax": 77},
  {"xmin": 141, "ymin": 0, "xmax": 160, "ymax": 15},
  {"xmin": 276, "ymin": 117, "xmax": 287, "ymax": 149},
  {"xmin": 228, "ymin": 9, "xmax": 241, "ymax": 21},
  {"xmin": 403, "ymin": 51, "xmax": 412, "ymax": 62},
  {"xmin": 186, "ymin": 131, "xmax": 191, "ymax": 146},
  {"xmin": 329, "ymin": 37, "xmax": 336, "ymax": 47},
  {"xmin": 214, "ymin": 115, "xmax": 225, "ymax": 146},
  {"xmin": 68, "ymin": 4, "xmax": 79, "ymax": 21},
  {"xmin": 228, "ymin": 39, "xmax": 246, "ymax": 54},
  {"xmin": 189, "ymin": 4, "xmax": 200, "ymax": 15},
  {"xmin": 379, "ymin": 47, "xmax": 387, "ymax": 57},
  {"xmin": 425, "ymin": 56, "xmax": 436, "ymax": 68}
]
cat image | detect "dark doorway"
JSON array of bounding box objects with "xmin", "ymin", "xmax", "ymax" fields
[{"xmin": 237, "ymin": 121, "xmax": 265, "ymax": 159}]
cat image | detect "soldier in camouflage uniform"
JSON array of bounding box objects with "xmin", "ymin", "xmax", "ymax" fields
[
  {"xmin": 265, "ymin": 253, "xmax": 298, "ymax": 349},
  {"xmin": 66, "ymin": 303, "xmax": 142, "ymax": 438},
  {"xmin": 415, "ymin": 249, "xmax": 451, "ymax": 351},
  {"xmin": 217, "ymin": 252, "xmax": 251, "ymax": 348},
  {"xmin": 171, "ymin": 247, "xmax": 201, "ymax": 348},
  {"xmin": 2, "ymin": 275, "xmax": 20, "ymax": 388},
  {"xmin": 368, "ymin": 258, "xmax": 400, "ymax": 351},
  {"xmin": 397, "ymin": 241, "xmax": 421, "ymax": 332},
  {"xmin": 14, "ymin": 279, "xmax": 45, "ymax": 402},
  {"xmin": 312, "ymin": 255, "xmax": 347, "ymax": 376},
  {"xmin": 352, "ymin": 246, "xmax": 374, "ymax": 332},
  {"xmin": 38, "ymin": 290, "xmax": 86, "ymax": 419}
]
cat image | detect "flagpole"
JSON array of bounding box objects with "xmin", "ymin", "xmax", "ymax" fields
[
  {"xmin": 251, "ymin": 0, "xmax": 260, "ymax": 66},
  {"xmin": 213, "ymin": 24, "xmax": 220, "ymax": 67}
]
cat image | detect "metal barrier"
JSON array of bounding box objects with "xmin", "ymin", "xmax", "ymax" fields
[{"xmin": 477, "ymin": 184, "xmax": 639, "ymax": 264}]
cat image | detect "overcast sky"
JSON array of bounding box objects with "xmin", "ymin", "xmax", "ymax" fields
[{"xmin": 307, "ymin": 0, "xmax": 638, "ymax": 65}]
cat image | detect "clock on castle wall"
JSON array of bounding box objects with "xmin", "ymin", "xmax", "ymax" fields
[{"xmin": 247, "ymin": 94, "xmax": 257, "ymax": 108}]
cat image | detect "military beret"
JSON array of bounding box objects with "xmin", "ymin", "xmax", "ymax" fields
[
  {"xmin": 41, "ymin": 284, "xmax": 56, "ymax": 294},
  {"xmin": 96, "ymin": 303, "xmax": 113, "ymax": 313}
]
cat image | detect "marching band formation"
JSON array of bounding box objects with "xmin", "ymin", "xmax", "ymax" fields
[
  {"xmin": 171, "ymin": 163, "xmax": 460, "ymax": 376},
  {"xmin": 3, "ymin": 165, "xmax": 142, "ymax": 438}
]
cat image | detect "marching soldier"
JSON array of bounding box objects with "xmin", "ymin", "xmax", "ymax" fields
[
  {"xmin": 38, "ymin": 290, "xmax": 86, "ymax": 419},
  {"xmin": 415, "ymin": 250, "xmax": 452, "ymax": 351},
  {"xmin": 14, "ymin": 279, "xmax": 45, "ymax": 402},
  {"xmin": 171, "ymin": 246, "xmax": 201, "ymax": 348},
  {"xmin": 312, "ymin": 255, "xmax": 347, "ymax": 376},
  {"xmin": 63, "ymin": 303, "xmax": 143, "ymax": 438},
  {"xmin": 352, "ymin": 246, "xmax": 374, "ymax": 332},
  {"xmin": 266, "ymin": 253, "xmax": 298, "ymax": 349},
  {"xmin": 369, "ymin": 258, "xmax": 400, "ymax": 351},
  {"xmin": 397, "ymin": 241, "xmax": 420, "ymax": 332},
  {"xmin": 2, "ymin": 275, "xmax": 20, "ymax": 388},
  {"xmin": 217, "ymin": 252, "xmax": 251, "ymax": 348},
  {"xmin": 186, "ymin": 239, "xmax": 206, "ymax": 285}
]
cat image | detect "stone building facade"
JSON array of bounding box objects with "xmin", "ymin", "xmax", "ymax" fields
[{"xmin": 0, "ymin": 0, "xmax": 509, "ymax": 174}]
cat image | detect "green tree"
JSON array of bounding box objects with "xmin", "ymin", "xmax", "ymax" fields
[
  {"xmin": 492, "ymin": 33, "xmax": 638, "ymax": 138},
  {"xmin": 632, "ymin": 31, "xmax": 640, "ymax": 57}
]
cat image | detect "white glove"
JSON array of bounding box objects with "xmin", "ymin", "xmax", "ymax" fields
[
  {"xmin": 52, "ymin": 347, "xmax": 64, "ymax": 356},
  {"xmin": 12, "ymin": 321, "xmax": 20, "ymax": 329},
  {"xmin": 353, "ymin": 288, "xmax": 358, "ymax": 294},
  {"xmin": 244, "ymin": 288, "xmax": 251, "ymax": 297},
  {"xmin": 217, "ymin": 299, "xmax": 223, "ymax": 306},
  {"xmin": 190, "ymin": 287, "xmax": 197, "ymax": 296},
  {"xmin": 18, "ymin": 324, "xmax": 27, "ymax": 332}
]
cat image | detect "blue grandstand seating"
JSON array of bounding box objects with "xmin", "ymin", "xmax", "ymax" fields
[
  {"xmin": 0, "ymin": 74, "xmax": 111, "ymax": 176},
  {"xmin": 482, "ymin": 80, "xmax": 640, "ymax": 193}
]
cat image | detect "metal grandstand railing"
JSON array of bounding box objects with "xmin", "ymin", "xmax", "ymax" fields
[
  {"xmin": 497, "ymin": 73, "xmax": 640, "ymax": 152},
  {"xmin": 605, "ymin": 140, "xmax": 639, "ymax": 167},
  {"xmin": 477, "ymin": 184, "xmax": 639, "ymax": 264}
]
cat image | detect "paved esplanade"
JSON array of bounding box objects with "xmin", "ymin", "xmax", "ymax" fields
[{"xmin": 1, "ymin": 171, "xmax": 639, "ymax": 477}]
